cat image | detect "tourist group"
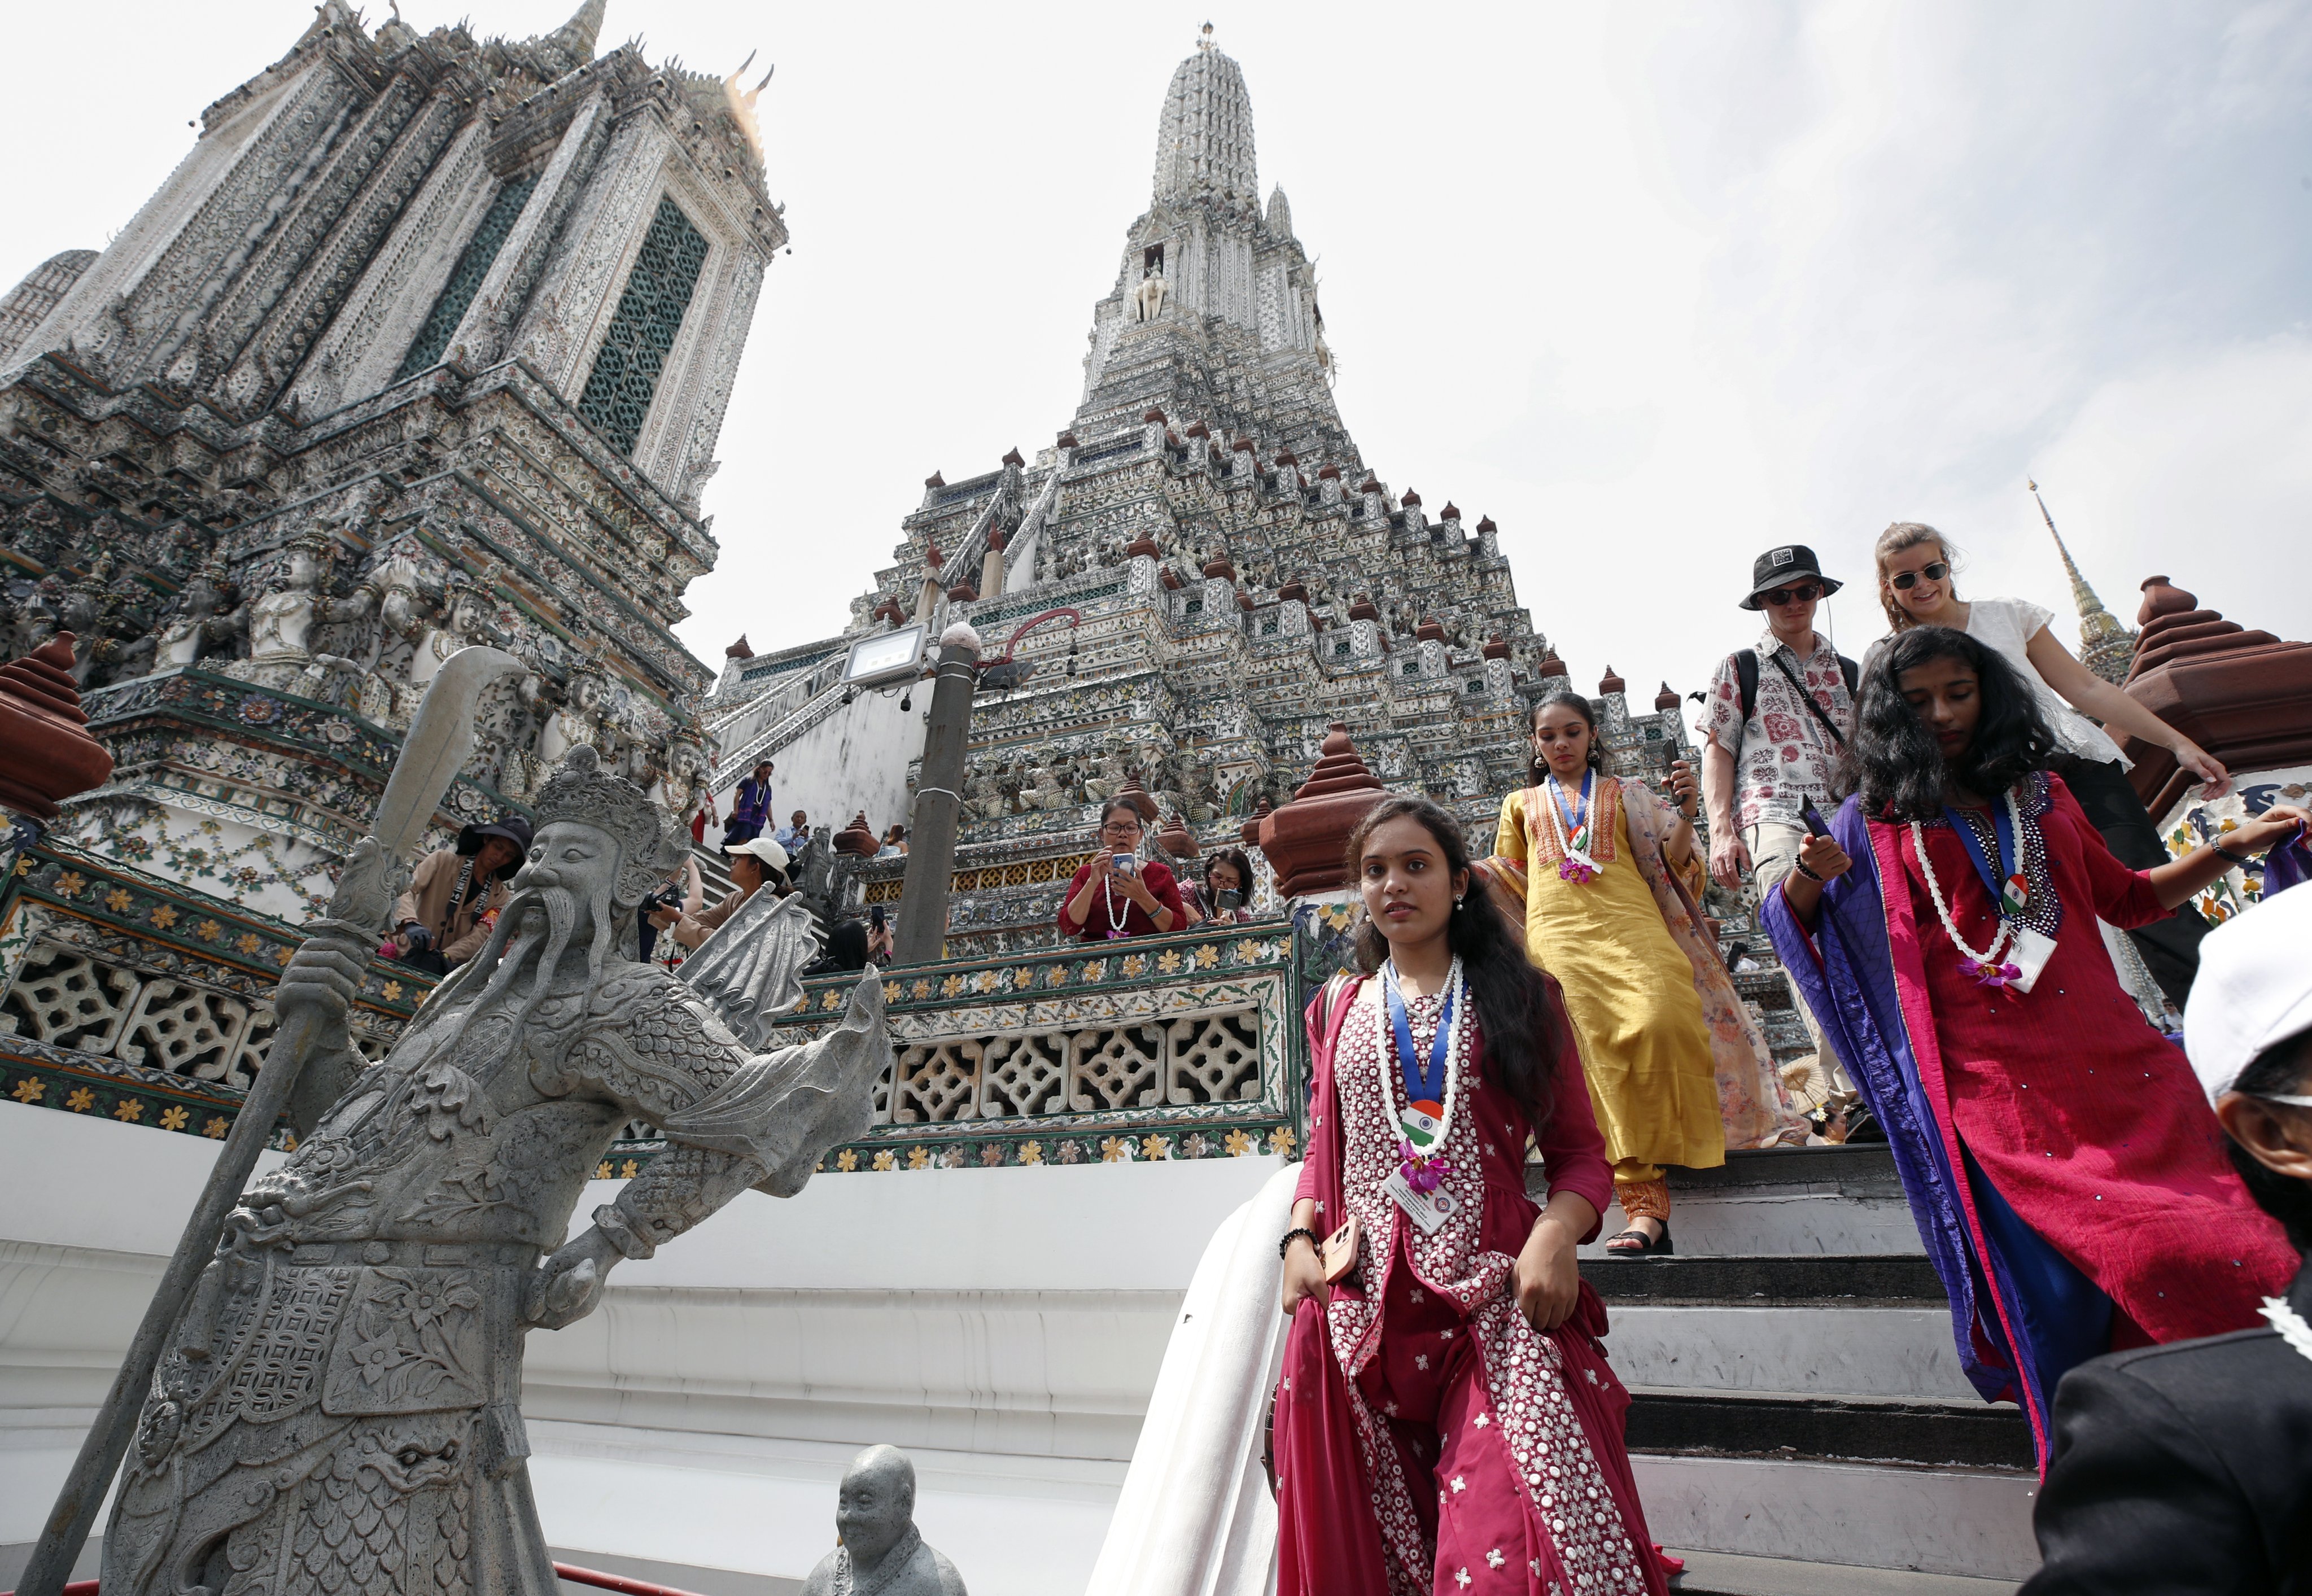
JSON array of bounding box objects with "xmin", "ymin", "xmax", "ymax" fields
[{"xmin": 1083, "ymin": 523, "xmax": 2312, "ymax": 1594}]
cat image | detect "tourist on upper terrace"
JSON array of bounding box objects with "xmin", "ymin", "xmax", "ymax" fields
[
  {"xmin": 1059, "ymin": 799, "xmax": 1187, "ymax": 941},
  {"xmin": 879, "ymin": 824, "xmax": 909, "ymax": 858},
  {"xmin": 723, "ymin": 760, "xmax": 775, "ymax": 847},
  {"xmin": 387, "ymin": 814, "xmax": 532, "ymax": 975},
  {"xmin": 1766, "ymin": 625, "xmax": 2303, "ymax": 1471},
  {"xmin": 2023, "ymin": 878, "xmax": 2312, "ymax": 1591},
  {"xmin": 1701, "ymin": 544, "xmax": 1867, "ymax": 1140},
  {"xmin": 653, "ymin": 836, "xmax": 790, "ymax": 952},
  {"xmin": 1872, "ymin": 523, "xmax": 2228, "ymax": 1006},
  {"xmin": 1274, "ymin": 795, "xmax": 1677, "ymax": 1596},
  {"xmin": 1481, "ymin": 692, "xmax": 1806, "ymax": 1257},
  {"xmin": 1186, "ymin": 847, "xmax": 1257, "ymax": 925},
  {"xmin": 866, "ymin": 904, "xmax": 894, "ymax": 964},
  {"xmin": 776, "ymin": 810, "xmax": 812, "ymax": 853}
]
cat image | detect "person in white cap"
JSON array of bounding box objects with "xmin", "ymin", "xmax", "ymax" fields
[
  {"xmin": 653, "ymin": 835, "xmax": 789, "ymax": 951},
  {"xmin": 2023, "ymin": 876, "xmax": 2312, "ymax": 1592}
]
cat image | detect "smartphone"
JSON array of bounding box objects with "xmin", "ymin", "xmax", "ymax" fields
[
  {"xmin": 869, "ymin": 904, "xmax": 886, "ymax": 928},
  {"xmin": 1112, "ymin": 855, "xmax": 1139, "ymax": 878}
]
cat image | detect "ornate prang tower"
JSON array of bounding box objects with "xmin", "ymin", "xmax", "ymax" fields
[
  {"xmin": 2030, "ymin": 479, "xmax": 2138, "ymax": 685},
  {"xmin": 1, "ymin": 3, "xmax": 783, "ymax": 1107},
  {"xmin": 707, "ymin": 30, "xmax": 1696, "ymax": 959}
]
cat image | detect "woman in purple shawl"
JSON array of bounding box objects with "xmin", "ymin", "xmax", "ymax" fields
[{"xmin": 1763, "ymin": 626, "xmax": 2303, "ymax": 1467}]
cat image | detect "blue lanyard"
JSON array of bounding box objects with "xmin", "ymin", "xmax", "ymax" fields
[
  {"xmin": 1549, "ymin": 769, "xmax": 1592, "ymax": 832},
  {"xmin": 1383, "ymin": 967, "xmax": 1455, "ymax": 1106},
  {"xmin": 1942, "ymin": 802, "xmax": 2018, "ymax": 919}
]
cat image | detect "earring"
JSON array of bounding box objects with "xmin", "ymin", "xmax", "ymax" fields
[{"xmin": 1453, "ymin": 895, "xmax": 1465, "ymax": 911}]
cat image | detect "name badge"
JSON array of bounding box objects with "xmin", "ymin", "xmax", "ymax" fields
[
  {"xmin": 2005, "ymin": 926, "xmax": 2056, "ymax": 993},
  {"xmin": 1383, "ymin": 1168, "xmax": 1457, "ymax": 1234}
]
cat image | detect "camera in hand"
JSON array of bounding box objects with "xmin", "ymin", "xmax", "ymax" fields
[
  {"xmin": 639, "ymin": 885, "xmax": 685, "ymax": 917},
  {"xmin": 1214, "ymin": 887, "xmax": 1246, "ymax": 912}
]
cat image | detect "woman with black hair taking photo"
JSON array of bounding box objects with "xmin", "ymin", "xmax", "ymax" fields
[
  {"xmin": 1765, "ymin": 624, "xmax": 2306, "ymax": 1472},
  {"xmin": 1271, "ymin": 796, "xmax": 1676, "ymax": 1596}
]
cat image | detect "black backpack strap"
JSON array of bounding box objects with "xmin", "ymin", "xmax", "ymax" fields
[
  {"xmin": 1764, "ymin": 647, "xmax": 1848, "ymax": 750},
  {"xmin": 1838, "ymin": 654, "xmax": 1860, "ymax": 697},
  {"xmin": 1735, "ymin": 649, "xmax": 1760, "ymax": 728}
]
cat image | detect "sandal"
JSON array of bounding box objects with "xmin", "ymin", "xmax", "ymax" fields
[{"xmin": 1603, "ymin": 1223, "xmax": 1673, "ymax": 1258}]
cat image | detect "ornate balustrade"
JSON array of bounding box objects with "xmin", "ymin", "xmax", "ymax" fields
[
  {"xmin": 602, "ymin": 916, "xmax": 1312, "ymax": 1178},
  {"xmin": 0, "ymin": 832, "xmax": 431, "ymax": 1147}
]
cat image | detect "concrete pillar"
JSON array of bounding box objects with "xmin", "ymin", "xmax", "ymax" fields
[{"xmin": 893, "ymin": 625, "xmax": 981, "ymax": 965}]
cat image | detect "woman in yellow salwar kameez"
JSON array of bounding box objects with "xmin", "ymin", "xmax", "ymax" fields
[{"xmin": 1483, "ymin": 692, "xmax": 1804, "ymax": 1254}]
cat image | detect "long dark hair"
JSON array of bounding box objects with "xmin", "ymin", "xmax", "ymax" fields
[
  {"xmin": 1528, "ymin": 689, "xmax": 1604, "ymax": 783},
  {"xmin": 1842, "ymin": 626, "xmax": 2058, "ymax": 823},
  {"xmin": 1339, "ymin": 795, "xmax": 1567, "ymax": 1136}
]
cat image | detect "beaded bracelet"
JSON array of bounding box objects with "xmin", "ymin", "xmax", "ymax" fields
[
  {"xmin": 2212, "ymin": 843, "xmax": 2252, "ymax": 868},
  {"xmin": 1278, "ymin": 1226, "xmax": 1321, "ymax": 1261}
]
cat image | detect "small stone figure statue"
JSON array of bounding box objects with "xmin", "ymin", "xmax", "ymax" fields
[
  {"xmin": 1132, "ymin": 264, "xmax": 1167, "ymax": 323},
  {"xmin": 102, "ymin": 747, "xmax": 893, "ymax": 1595},
  {"xmin": 802, "ymin": 1446, "xmax": 967, "ymax": 1596}
]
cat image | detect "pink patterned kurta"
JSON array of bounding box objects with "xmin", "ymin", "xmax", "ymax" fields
[{"xmin": 1275, "ymin": 977, "xmax": 1674, "ymax": 1596}]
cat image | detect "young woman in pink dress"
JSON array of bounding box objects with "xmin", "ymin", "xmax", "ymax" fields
[{"xmin": 1271, "ymin": 795, "xmax": 1675, "ymax": 1596}]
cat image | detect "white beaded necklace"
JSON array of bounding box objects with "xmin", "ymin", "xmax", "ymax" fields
[
  {"xmin": 1909, "ymin": 785, "xmax": 2030, "ymax": 968},
  {"xmin": 1373, "ymin": 955, "xmax": 1470, "ymax": 1145},
  {"xmin": 1102, "ymin": 851, "xmax": 1142, "ymax": 937}
]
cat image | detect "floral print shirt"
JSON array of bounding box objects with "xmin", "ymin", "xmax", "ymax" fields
[{"xmin": 1702, "ymin": 629, "xmax": 1856, "ymax": 830}]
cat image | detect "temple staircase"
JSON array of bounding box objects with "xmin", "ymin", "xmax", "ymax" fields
[{"xmin": 1565, "ymin": 1145, "xmax": 2040, "ymax": 1592}]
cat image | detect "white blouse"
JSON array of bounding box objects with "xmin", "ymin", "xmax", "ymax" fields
[{"xmin": 1965, "ymin": 596, "xmax": 2128, "ymax": 768}]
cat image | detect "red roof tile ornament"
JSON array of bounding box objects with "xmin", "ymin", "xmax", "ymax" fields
[
  {"xmin": 925, "ymin": 470, "xmax": 946, "ymax": 490},
  {"xmin": 1278, "ymin": 579, "xmax": 1309, "ymax": 605},
  {"xmin": 1156, "ymin": 807, "xmax": 1197, "ymax": 860},
  {"xmin": 1258, "ymin": 723, "xmax": 1388, "ymax": 898},
  {"xmin": 1348, "ymin": 594, "xmax": 1380, "ymax": 622},
  {"xmin": 1400, "ymin": 488, "xmax": 1422, "ymax": 508},
  {"xmin": 1475, "ymin": 515, "xmax": 1496, "ymax": 535},
  {"xmin": 1115, "ymin": 769, "xmax": 1160, "ymax": 824},
  {"xmin": 1415, "ymin": 617, "xmax": 1446, "ymax": 642},
  {"xmin": 1317, "ymin": 464, "xmax": 1342, "ymax": 481},
  {"xmin": 1440, "ymin": 502, "xmax": 1461, "ymax": 522},
  {"xmin": 1655, "ymin": 682, "xmax": 1681, "ymax": 712},
  {"xmin": 1000, "ymin": 447, "xmax": 1025, "ymax": 468},
  {"xmin": 1240, "ymin": 794, "xmax": 1273, "ymax": 849},
  {"xmin": 833, "ymin": 812, "xmax": 880, "ymax": 856},
  {"xmin": 1598, "ymin": 664, "xmax": 1627, "ymax": 696},
  {"xmin": 1537, "ymin": 651, "xmax": 1569, "ymax": 679},
  {"xmin": 724, "ymin": 634, "xmax": 754, "ymax": 659},
  {"xmin": 1483, "ymin": 634, "xmax": 1513, "ymax": 661},
  {"xmin": 0, "ymin": 633, "xmax": 113, "ymax": 821},
  {"xmin": 2119, "ymin": 574, "xmax": 2312, "ymax": 815},
  {"xmin": 1356, "ymin": 476, "xmax": 1384, "ymax": 496},
  {"xmin": 1057, "ymin": 431, "xmax": 1080, "ymax": 449},
  {"xmin": 1125, "ymin": 534, "xmax": 1162, "ymax": 559},
  {"xmin": 1185, "ymin": 421, "xmax": 1211, "ymax": 440},
  {"xmin": 947, "ymin": 580, "xmax": 979, "ymax": 603},
  {"xmin": 1202, "ymin": 552, "xmax": 1237, "ymax": 581},
  {"xmin": 1143, "ymin": 409, "xmax": 1168, "ymax": 425}
]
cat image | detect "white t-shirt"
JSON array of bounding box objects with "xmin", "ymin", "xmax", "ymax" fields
[{"xmin": 1964, "ymin": 597, "xmax": 2128, "ymax": 768}]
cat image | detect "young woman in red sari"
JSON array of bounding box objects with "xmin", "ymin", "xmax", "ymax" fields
[
  {"xmin": 1767, "ymin": 625, "xmax": 2305, "ymax": 1466},
  {"xmin": 1273, "ymin": 795, "xmax": 1674, "ymax": 1596}
]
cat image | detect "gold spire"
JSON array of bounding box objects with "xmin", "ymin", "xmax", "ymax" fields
[{"xmin": 2029, "ymin": 479, "xmax": 2138, "ymax": 684}]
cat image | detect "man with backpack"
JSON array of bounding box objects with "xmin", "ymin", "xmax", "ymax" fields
[{"xmin": 1700, "ymin": 544, "xmax": 1870, "ymax": 1138}]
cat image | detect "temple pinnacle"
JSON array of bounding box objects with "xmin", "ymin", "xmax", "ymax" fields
[{"xmin": 2029, "ymin": 479, "xmax": 2138, "ymax": 684}]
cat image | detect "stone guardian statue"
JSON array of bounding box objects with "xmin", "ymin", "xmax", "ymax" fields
[
  {"xmin": 802, "ymin": 1445, "xmax": 967, "ymax": 1596},
  {"xmin": 1132, "ymin": 265, "xmax": 1166, "ymax": 323},
  {"xmin": 101, "ymin": 746, "xmax": 894, "ymax": 1596}
]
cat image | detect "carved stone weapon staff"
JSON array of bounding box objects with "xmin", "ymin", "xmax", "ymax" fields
[{"xmin": 17, "ymin": 645, "xmax": 529, "ymax": 1596}]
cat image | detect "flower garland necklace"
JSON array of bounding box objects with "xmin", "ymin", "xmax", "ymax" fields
[
  {"xmin": 1911, "ymin": 785, "xmax": 2035, "ymax": 987},
  {"xmin": 1539, "ymin": 768, "xmax": 1601, "ymax": 884},
  {"xmin": 1374, "ymin": 955, "xmax": 1470, "ymax": 1194}
]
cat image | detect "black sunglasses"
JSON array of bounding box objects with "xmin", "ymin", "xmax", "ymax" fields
[
  {"xmin": 1760, "ymin": 583, "xmax": 1822, "ymax": 606},
  {"xmin": 1890, "ymin": 561, "xmax": 1949, "ymax": 590}
]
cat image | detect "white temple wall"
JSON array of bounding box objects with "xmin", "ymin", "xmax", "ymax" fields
[
  {"xmin": 0, "ymin": 1101, "xmax": 1284, "ymax": 1594},
  {"xmin": 714, "ymin": 686, "xmax": 921, "ymax": 844}
]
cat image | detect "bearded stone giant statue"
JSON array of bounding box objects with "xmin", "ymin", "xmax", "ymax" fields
[{"xmin": 99, "ymin": 746, "xmax": 891, "ymax": 1596}]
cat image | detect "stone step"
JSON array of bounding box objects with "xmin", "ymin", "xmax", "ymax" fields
[
  {"xmin": 1552, "ymin": 1145, "xmax": 1926, "ymax": 1258},
  {"xmin": 1667, "ymin": 1547, "xmax": 2021, "ymax": 1596},
  {"xmin": 1583, "ymin": 1253, "xmax": 1946, "ymax": 1305},
  {"xmin": 1627, "ymin": 1388, "xmax": 2031, "ymax": 1471},
  {"xmin": 1603, "ymin": 1298, "xmax": 1979, "ymax": 1401}
]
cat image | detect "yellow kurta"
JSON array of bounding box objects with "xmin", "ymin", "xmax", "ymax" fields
[{"xmin": 1496, "ymin": 783, "xmax": 1726, "ymax": 1171}]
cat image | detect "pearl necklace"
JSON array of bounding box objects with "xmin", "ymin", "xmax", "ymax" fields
[
  {"xmin": 1373, "ymin": 956, "xmax": 1470, "ymax": 1158},
  {"xmin": 1909, "ymin": 785, "xmax": 2030, "ymax": 974},
  {"xmin": 1101, "ymin": 853, "xmax": 1142, "ymax": 937}
]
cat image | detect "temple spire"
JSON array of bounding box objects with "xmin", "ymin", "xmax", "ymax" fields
[
  {"xmin": 1152, "ymin": 27, "xmax": 1258, "ymax": 203},
  {"xmin": 2030, "ymin": 478, "xmax": 2138, "ymax": 684},
  {"xmin": 545, "ymin": 0, "xmax": 606, "ymax": 65}
]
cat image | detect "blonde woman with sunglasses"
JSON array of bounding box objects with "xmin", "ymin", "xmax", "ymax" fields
[{"xmin": 1874, "ymin": 522, "xmax": 2227, "ymax": 1004}]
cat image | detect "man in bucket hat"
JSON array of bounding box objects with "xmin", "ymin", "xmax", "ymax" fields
[
  {"xmin": 1699, "ymin": 545, "xmax": 1869, "ymax": 1139},
  {"xmin": 388, "ymin": 813, "xmax": 533, "ymax": 974},
  {"xmin": 2022, "ymin": 882, "xmax": 2312, "ymax": 1592}
]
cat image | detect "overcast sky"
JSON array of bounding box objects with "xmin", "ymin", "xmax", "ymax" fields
[{"xmin": 6, "ymin": 2, "xmax": 2309, "ymax": 731}]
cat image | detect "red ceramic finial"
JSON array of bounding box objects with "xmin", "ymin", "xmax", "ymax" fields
[{"xmin": 0, "ymin": 633, "xmax": 114, "ymax": 821}]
